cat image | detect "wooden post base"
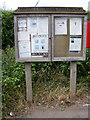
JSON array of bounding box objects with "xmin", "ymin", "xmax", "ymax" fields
[
  {"xmin": 25, "ymin": 62, "xmax": 32, "ymax": 102},
  {"xmin": 70, "ymin": 61, "xmax": 77, "ymax": 99}
]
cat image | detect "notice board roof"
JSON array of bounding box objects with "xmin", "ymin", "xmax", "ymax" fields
[{"xmin": 14, "ymin": 7, "xmax": 87, "ymax": 15}]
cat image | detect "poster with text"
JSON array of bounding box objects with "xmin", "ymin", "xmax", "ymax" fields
[
  {"xmin": 31, "ymin": 34, "xmax": 48, "ymax": 56},
  {"xmin": 69, "ymin": 37, "xmax": 82, "ymax": 52},
  {"xmin": 37, "ymin": 17, "xmax": 48, "ymax": 35},
  {"xmin": 29, "ymin": 17, "xmax": 38, "ymax": 34},
  {"xmin": 55, "ymin": 18, "xmax": 67, "ymax": 35},
  {"xmin": 18, "ymin": 32, "xmax": 29, "ymax": 41},
  {"xmin": 18, "ymin": 18, "xmax": 27, "ymax": 31},
  {"xmin": 70, "ymin": 18, "xmax": 82, "ymax": 35},
  {"xmin": 18, "ymin": 41, "xmax": 31, "ymax": 58},
  {"xmin": 29, "ymin": 17, "xmax": 48, "ymax": 35}
]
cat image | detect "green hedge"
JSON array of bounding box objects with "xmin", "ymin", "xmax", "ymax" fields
[
  {"xmin": 88, "ymin": 11, "xmax": 90, "ymax": 21},
  {"xmin": 2, "ymin": 46, "xmax": 25, "ymax": 116},
  {"xmin": 2, "ymin": 10, "xmax": 14, "ymax": 49}
]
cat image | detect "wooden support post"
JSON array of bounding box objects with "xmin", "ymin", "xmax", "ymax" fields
[
  {"xmin": 70, "ymin": 61, "xmax": 77, "ymax": 98},
  {"xmin": 25, "ymin": 62, "xmax": 32, "ymax": 102}
]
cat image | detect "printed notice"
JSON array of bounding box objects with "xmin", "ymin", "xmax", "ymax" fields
[
  {"xmin": 18, "ymin": 32, "xmax": 29, "ymax": 41},
  {"xmin": 37, "ymin": 17, "xmax": 48, "ymax": 35},
  {"xmin": 30, "ymin": 17, "xmax": 37, "ymax": 28},
  {"xmin": 18, "ymin": 41, "xmax": 31, "ymax": 58},
  {"xmin": 18, "ymin": 19, "xmax": 27, "ymax": 31},
  {"xmin": 31, "ymin": 34, "xmax": 48, "ymax": 56},
  {"xmin": 55, "ymin": 18, "xmax": 67, "ymax": 35},
  {"xmin": 29, "ymin": 17, "xmax": 48, "ymax": 35},
  {"xmin": 69, "ymin": 37, "xmax": 82, "ymax": 52},
  {"xmin": 70, "ymin": 18, "xmax": 82, "ymax": 35},
  {"xmin": 29, "ymin": 18, "xmax": 38, "ymax": 34}
]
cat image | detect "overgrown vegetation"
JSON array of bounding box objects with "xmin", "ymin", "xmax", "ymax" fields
[
  {"xmin": 2, "ymin": 10, "xmax": 14, "ymax": 49},
  {"xmin": 0, "ymin": 10, "xmax": 2, "ymax": 49},
  {"xmin": 88, "ymin": 11, "xmax": 90, "ymax": 21},
  {"xmin": 2, "ymin": 46, "xmax": 25, "ymax": 116},
  {"xmin": 2, "ymin": 10, "xmax": 90, "ymax": 117},
  {"xmin": 2, "ymin": 46, "xmax": 90, "ymax": 117}
]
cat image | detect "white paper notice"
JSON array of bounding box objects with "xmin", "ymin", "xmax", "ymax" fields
[
  {"xmin": 37, "ymin": 17, "xmax": 48, "ymax": 35},
  {"xmin": 18, "ymin": 41, "xmax": 31, "ymax": 58},
  {"xmin": 69, "ymin": 37, "xmax": 82, "ymax": 52},
  {"xmin": 29, "ymin": 17, "xmax": 48, "ymax": 35},
  {"xmin": 30, "ymin": 17, "xmax": 37, "ymax": 28},
  {"xmin": 18, "ymin": 19, "xmax": 27, "ymax": 31},
  {"xmin": 29, "ymin": 17, "xmax": 38, "ymax": 34},
  {"xmin": 31, "ymin": 34, "xmax": 48, "ymax": 53},
  {"xmin": 55, "ymin": 18, "xmax": 67, "ymax": 35},
  {"xmin": 70, "ymin": 18, "xmax": 82, "ymax": 35},
  {"xmin": 18, "ymin": 32, "xmax": 29, "ymax": 41}
]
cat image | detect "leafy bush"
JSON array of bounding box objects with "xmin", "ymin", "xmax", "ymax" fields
[
  {"xmin": 77, "ymin": 48, "xmax": 90, "ymax": 79},
  {"xmin": 2, "ymin": 46, "xmax": 25, "ymax": 116},
  {"xmin": 2, "ymin": 10, "xmax": 14, "ymax": 49},
  {"xmin": 88, "ymin": 11, "xmax": 90, "ymax": 21},
  {"xmin": 0, "ymin": 11, "xmax": 2, "ymax": 49}
]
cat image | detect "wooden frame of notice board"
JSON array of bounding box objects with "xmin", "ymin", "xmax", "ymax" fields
[
  {"xmin": 52, "ymin": 14, "xmax": 87, "ymax": 61},
  {"xmin": 14, "ymin": 14, "xmax": 51, "ymax": 62}
]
